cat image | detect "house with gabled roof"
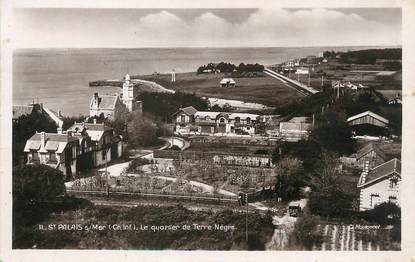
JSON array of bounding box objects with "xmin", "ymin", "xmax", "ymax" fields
[
  {"xmin": 347, "ymin": 111, "xmax": 389, "ymax": 128},
  {"xmin": 173, "ymin": 107, "xmax": 259, "ymax": 135},
  {"xmin": 357, "ymin": 158, "xmax": 401, "ymax": 211},
  {"xmin": 89, "ymin": 92, "xmax": 125, "ymax": 120},
  {"xmin": 24, "ymin": 131, "xmax": 80, "ymax": 176},
  {"xmin": 68, "ymin": 121, "xmax": 123, "ymax": 167},
  {"xmin": 356, "ymin": 143, "xmax": 387, "ymax": 169},
  {"xmin": 173, "ymin": 106, "xmax": 199, "ymax": 134},
  {"xmin": 347, "ymin": 111, "xmax": 389, "ymax": 137}
]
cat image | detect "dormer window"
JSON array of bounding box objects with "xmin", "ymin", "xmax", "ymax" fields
[
  {"xmin": 235, "ymin": 117, "xmax": 240, "ymax": 123},
  {"xmin": 219, "ymin": 118, "xmax": 225, "ymax": 123},
  {"xmin": 246, "ymin": 117, "xmax": 251, "ymax": 124}
]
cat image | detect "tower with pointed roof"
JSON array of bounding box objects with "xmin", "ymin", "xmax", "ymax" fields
[{"xmin": 122, "ymin": 73, "xmax": 135, "ymax": 112}]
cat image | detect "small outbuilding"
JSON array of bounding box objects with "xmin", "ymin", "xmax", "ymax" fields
[{"xmin": 220, "ymin": 78, "xmax": 236, "ymax": 88}]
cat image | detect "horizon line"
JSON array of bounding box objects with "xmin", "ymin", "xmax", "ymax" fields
[{"xmin": 13, "ymin": 44, "xmax": 402, "ymax": 50}]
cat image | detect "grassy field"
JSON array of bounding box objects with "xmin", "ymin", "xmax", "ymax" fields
[
  {"xmin": 278, "ymin": 62, "xmax": 402, "ymax": 91},
  {"xmin": 139, "ymin": 72, "xmax": 303, "ymax": 107}
]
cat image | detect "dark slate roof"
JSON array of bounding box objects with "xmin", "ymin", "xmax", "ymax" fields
[
  {"xmin": 172, "ymin": 106, "xmax": 198, "ymax": 117},
  {"xmin": 359, "ymin": 158, "xmax": 401, "ymax": 187},
  {"xmin": 357, "ymin": 143, "xmax": 386, "ymax": 160},
  {"xmin": 181, "ymin": 106, "xmax": 198, "ymax": 116},
  {"xmin": 90, "ymin": 95, "xmax": 119, "ymax": 109},
  {"xmin": 13, "ymin": 105, "xmax": 34, "ymax": 119},
  {"xmin": 28, "ymin": 132, "xmax": 79, "ymax": 143},
  {"xmin": 69, "ymin": 122, "xmax": 113, "ymax": 132}
]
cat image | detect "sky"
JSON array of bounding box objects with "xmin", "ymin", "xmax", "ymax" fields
[{"xmin": 12, "ymin": 8, "xmax": 402, "ymax": 48}]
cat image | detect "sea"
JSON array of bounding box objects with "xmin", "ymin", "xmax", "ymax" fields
[{"xmin": 13, "ymin": 46, "xmax": 390, "ymax": 116}]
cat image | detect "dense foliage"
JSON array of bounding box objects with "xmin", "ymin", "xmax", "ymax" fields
[
  {"xmin": 197, "ymin": 62, "xmax": 264, "ymax": 74},
  {"xmin": 308, "ymin": 152, "xmax": 354, "ymax": 218},
  {"xmin": 12, "ymin": 164, "xmax": 91, "ymax": 248},
  {"xmin": 292, "ymin": 215, "xmax": 323, "ymax": 250},
  {"xmin": 138, "ymin": 91, "xmax": 209, "ymax": 121},
  {"xmin": 273, "ymin": 158, "xmax": 306, "ymax": 201},
  {"xmin": 359, "ymin": 202, "xmax": 401, "ymax": 226},
  {"xmin": 61, "ymin": 115, "xmax": 87, "ymax": 130},
  {"xmin": 13, "ymin": 111, "xmax": 57, "ymax": 165},
  {"xmin": 126, "ymin": 157, "xmax": 151, "ymax": 173},
  {"xmin": 323, "ymin": 48, "xmax": 402, "ymax": 64},
  {"xmin": 13, "ymin": 164, "xmax": 66, "ymax": 205},
  {"xmin": 311, "ymin": 110, "xmax": 355, "ymax": 155},
  {"xmin": 339, "ymin": 48, "xmax": 401, "ymax": 64}
]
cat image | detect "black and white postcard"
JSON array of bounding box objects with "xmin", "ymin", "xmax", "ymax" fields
[{"xmin": 1, "ymin": 0, "xmax": 414, "ymax": 261}]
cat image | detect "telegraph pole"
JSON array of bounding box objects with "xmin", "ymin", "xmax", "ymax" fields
[
  {"xmin": 106, "ymin": 148, "xmax": 109, "ymax": 198},
  {"xmin": 308, "ymin": 69, "xmax": 311, "ymax": 87},
  {"xmin": 245, "ymin": 193, "xmax": 249, "ymax": 243}
]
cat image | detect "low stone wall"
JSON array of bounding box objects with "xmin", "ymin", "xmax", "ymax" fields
[
  {"xmin": 189, "ymin": 135, "xmax": 280, "ymax": 147},
  {"xmin": 153, "ymin": 149, "xmax": 273, "ymax": 168}
]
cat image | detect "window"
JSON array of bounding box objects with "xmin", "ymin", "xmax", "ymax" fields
[
  {"xmin": 31, "ymin": 150, "xmax": 39, "ymax": 161},
  {"xmin": 220, "ymin": 118, "xmax": 225, "ymax": 123},
  {"xmin": 235, "ymin": 117, "xmax": 240, "ymax": 123},
  {"xmin": 370, "ymin": 194, "xmax": 380, "ymax": 208},
  {"xmin": 389, "ymin": 196, "xmax": 397, "ymax": 204},
  {"xmin": 49, "ymin": 152, "xmax": 57, "ymax": 163},
  {"xmin": 246, "ymin": 117, "xmax": 251, "ymax": 124},
  {"xmin": 181, "ymin": 115, "xmax": 186, "ymax": 123},
  {"xmin": 390, "ymin": 178, "xmax": 398, "ymax": 189}
]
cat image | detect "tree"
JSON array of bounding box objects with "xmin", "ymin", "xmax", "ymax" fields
[
  {"xmin": 13, "ymin": 164, "xmax": 65, "ymax": 206},
  {"xmin": 308, "ymin": 152, "xmax": 354, "ymax": 218},
  {"xmin": 311, "ymin": 110, "xmax": 355, "ymax": 155},
  {"xmin": 127, "ymin": 114, "xmax": 159, "ymax": 148},
  {"xmin": 273, "ymin": 157, "xmax": 305, "ymax": 201}
]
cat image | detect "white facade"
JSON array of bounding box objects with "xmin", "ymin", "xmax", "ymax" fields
[
  {"xmin": 359, "ymin": 176, "xmax": 400, "ymax": 211},
  {"xmin": 122, "ymin": 74, "xmax": 135, "ymax": 112},
  {"xmin": 358, "ymin": 159, "xmax": 401, "ymax": 211}
]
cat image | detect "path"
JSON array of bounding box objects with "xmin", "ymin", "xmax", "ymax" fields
[
  {"xmin": 264, "ymin": 68, "xmax": 319, "ymax": 95},
  {"xmin": 266, "ymin": 198, "xmax": 308, "ymax": 250},
  {"xmin": 159, "ymin": 136, "xmax": 190, "ymax": 150}
]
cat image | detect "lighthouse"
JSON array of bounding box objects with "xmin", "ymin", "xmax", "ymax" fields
[
  {"xmin": 171, "ymin": 69, "xmax": 176, "ymax": 82},
  {"xmin": 122, "ymin": 73, "xmax": 135, "ymax": 112}
]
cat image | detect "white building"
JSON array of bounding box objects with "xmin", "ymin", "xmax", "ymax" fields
[
  {"xmin": 122, "ymin": 73, "xmax": 135, "ymax": 112},
  {"xmin": 173, "ymin": 107, "xmax": 258, "ymax": 136},
  {"xmin": 24, "ymin": 131, "xmax": 79, "ymax": 176},
  {"xmin": 220, "ymin": 78, "xmax": 236, "ymax": 88},
  {"xmin": 357, "ymin": 158, "xmax": 401, "ymax": 211}
]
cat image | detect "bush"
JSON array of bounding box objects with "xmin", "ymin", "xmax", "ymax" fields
[
  {"xmin": 360, "ymin": 202, "xmax": 401, "ymax": 226},
  {"xmin": 126, "ymin": 158, "xmax": 151, "ymax": 173},
  {"xmin": 13, "ymin": 164, "xmax": 65, "ymax": 205},
  {"xmin": 292, "ymin": 215, "xmax": 323, "ymax": 250}
]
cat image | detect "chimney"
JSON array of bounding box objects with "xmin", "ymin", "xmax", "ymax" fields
[
  {"xmin": 40, "ymin": 132, "xmax": 46, "ymax": 148},
  {"xmin": 57, "ymin": 127, "xmax": 63, "ymax": 134},
  {"xmin": 58, "ymin": 110, "xmax": 62, "ymax": 117},
  {"xmin": 93, "ymin": 118, "xmax": 97, "ymax": 124}
]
